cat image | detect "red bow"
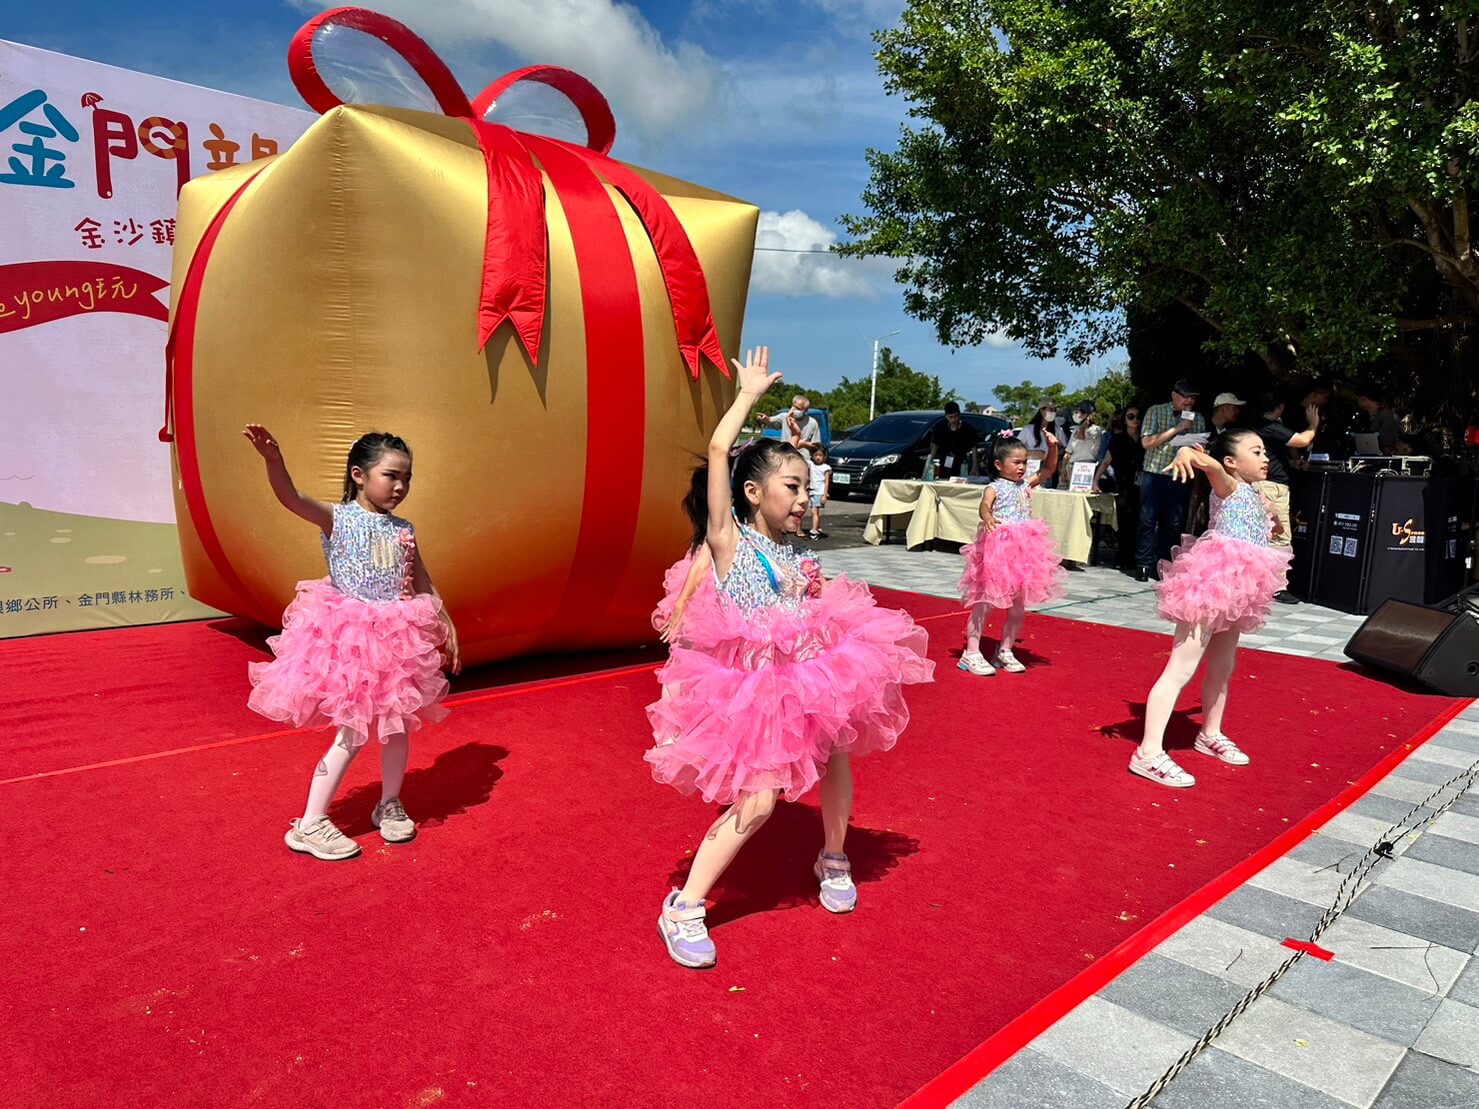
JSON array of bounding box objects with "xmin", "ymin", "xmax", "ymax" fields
[{"xmin": 287, "ymin": 6, "xmax": 728, "ymax": 379}]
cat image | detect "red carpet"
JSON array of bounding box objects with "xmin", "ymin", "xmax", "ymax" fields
[{"xmin": 1, "ymin": 591, "xmax": 1456, "ymax": 1108}]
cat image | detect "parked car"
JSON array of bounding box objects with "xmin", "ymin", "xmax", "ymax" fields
[{"xmin": 828, "ymin": 410, "xmax": 1011, "ymax": 499}]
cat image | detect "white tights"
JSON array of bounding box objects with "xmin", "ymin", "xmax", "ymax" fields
[
  {"xmin": 301, "ymin": 725, "xmax": 409, "ymax": 824},
  {"xmin": 1138, "ymin": 623, "xmax": 1240, "ymax": 759},
  {"xmin": 965, "ymin": 601, "xmax": 1026, "ymax": 657},
  {"xmin": 676, "ymin": 754, "xmax": 853, "ymax": 905}
]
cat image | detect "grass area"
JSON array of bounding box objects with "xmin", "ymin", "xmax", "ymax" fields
[{"xmin": 0, "ymin": 502, "xmax": 220, "ymax": 638}]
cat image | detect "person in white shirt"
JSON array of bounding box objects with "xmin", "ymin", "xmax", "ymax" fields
[
  {"xmin": 1017, "ymin": 400, "xmax": 1066, "ymax": 482},
  {"xmin": 1059, "ymin": 400, "xmax": 1103, "ymax": 488},
  {"xmin": 758, "ymin": 395, "xmax": 822, "ymax": 451},
  {"xmin": 806, "ymin": 446, "xmax": 832, "ymax": 540}
]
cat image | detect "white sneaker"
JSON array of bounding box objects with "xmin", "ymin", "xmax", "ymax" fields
[
  {"xmin": 371, "ymin": 797, "xmax": 417, "ymax": 843},
  {"xmin": 285, "ymin": 816, "xmax": 362, "ymax": 860},
  {"xmin": 813, "ymin": 853, "xmax": 858, "ymax": 913},
  {"xmin": 958, "ymin": 651, "xmax": 997, "ymax": 676},
  {"xmin": 993, "ymin": 648, "xmax": 1027, "ymax": 673},
  {"xmin": 1128, "ymin": 751, "xmax": 1196, "ymax": 788},
  {"xmin": 1195, "ymin": 733, "xmax": 1250, "ymax": 766}
]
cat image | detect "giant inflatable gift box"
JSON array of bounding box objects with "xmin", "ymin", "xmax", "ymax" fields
[{"xmin": 163, "ymin": 7, "xmax": 757, "ymax": 666}]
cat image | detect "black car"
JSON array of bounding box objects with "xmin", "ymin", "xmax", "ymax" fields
[{"xmin": 828, "ymin": 410, "xmax": 1010, "ymax": 498}]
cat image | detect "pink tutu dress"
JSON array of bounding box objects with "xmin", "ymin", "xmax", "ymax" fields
[
  {"xmin": 247, "ymin": 501, "xmax": 449, "ymax": 745},
  {"xmin": 1156, "ymin": 482, "xmax": 1292, "ymax": 633},
  {"xmin": 645, "ymin": 525, "xmax": 935, "ymax": 805},
  {"xmin": 650, "ymin": 548, "xmax": 716, "ymax": 640},
  {"xmin": 958, "ymin": 478, "xmax": 1066, "ymax": 609}
]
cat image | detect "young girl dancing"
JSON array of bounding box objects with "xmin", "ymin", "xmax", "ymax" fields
[
  {"xmin": 957, "ymin": 433, "xmax": 1065, "ymax": 676},
  {"xmin": 1130, "ymin": 430, "xmax": 1290, "ymax": 787},
  {"xmin": 244, "ymin": 426, "xmax": 461, "ymax": 859},
  {"xmin": 646, "ymin": 348, "xmax": 934, "ymax": 969}
]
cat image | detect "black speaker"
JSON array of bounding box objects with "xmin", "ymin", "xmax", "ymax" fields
[{"xmin": 1345, "ymin": 595, "xmax": 1479, "ymax": 696}]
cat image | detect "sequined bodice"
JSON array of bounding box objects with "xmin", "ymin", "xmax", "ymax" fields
[
  {"xmin": 1210, "ymin": 483, "xmax": 1271, "ymax": 547},
  {"xmin": 322, "ymin": 501, "xmax": 416, "ymax": 602},
  {"xmin": 717, "ymin": 526, "xmax": 819, "ymax": 614},
  {"xmin": 990, "ymin": 479, "xmax": 1033, "ymax": 525}
]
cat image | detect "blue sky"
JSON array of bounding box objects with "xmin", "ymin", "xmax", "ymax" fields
[{"xmin": 4, "ymin": 0, "xmax": 1125, "ymax": 406}]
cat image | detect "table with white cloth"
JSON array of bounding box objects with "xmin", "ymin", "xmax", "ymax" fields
[{"xmin": 864, "ymin": 480, "xmax": 1116, "ymax": 563}]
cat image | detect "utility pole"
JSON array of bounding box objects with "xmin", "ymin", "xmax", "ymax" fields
[{"xmin": 869, "ymin": 330, "xmax": 901, "ymax": 421}]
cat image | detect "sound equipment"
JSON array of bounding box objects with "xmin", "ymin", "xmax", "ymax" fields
[
  {"xmin": 1345, "ymin": 588, "xmax": 1479, "ymax": 696},
  {"xmin": 1295, "ymin": 472, "xmax": 1468, "ymax": 614}
]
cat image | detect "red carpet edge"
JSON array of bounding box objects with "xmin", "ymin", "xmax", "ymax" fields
[{"xmin": 900, "ymin": 695, "xmax": 1472, "ymax": 1109}]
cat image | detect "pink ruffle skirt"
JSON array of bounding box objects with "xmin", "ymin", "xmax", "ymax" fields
[
  {"xmin": 247, "ymin": 578, "xmax": 449, "ymax": 745},
  {"xmin": 1156, "ymin": 532, "xmax": 1292, "ymax": 633},
  {"xmin": 645, "ymin": 575, "xmax": 935, "ymax": 805},
  {"xmin": 959, "ymin": 519, "xmax": 1066, "ymax": 609},
  {"xmin": 650, "ymin": 550, "xmax": 716, "ymax": 639}
]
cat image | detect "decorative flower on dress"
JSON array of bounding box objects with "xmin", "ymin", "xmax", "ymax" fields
[
  {"xmin": 397, "ymin": 529, "xmax": 417, "ymax": 599},
  {"xmin": 799, "ymin": 557, "xmax": 824, "ymax": 599}
]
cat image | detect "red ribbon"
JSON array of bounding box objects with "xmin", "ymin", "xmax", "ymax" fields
[
  {"xmin": 0, "ymin": 261, "xmax": 168, "ymax": 336},
  {"xmin": 286, "ymin": 6, "xmax": 728, "ymax": 378},
  {"xmin": 166, "ymin": 7, "xmax": 730, "ymax": 633}
]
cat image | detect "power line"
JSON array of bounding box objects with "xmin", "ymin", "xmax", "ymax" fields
[{"xmin": 753, "ymin": 246, "xmax": 842, "ymax": 254}]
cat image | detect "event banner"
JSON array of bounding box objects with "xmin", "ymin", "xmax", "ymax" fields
[{"xmin": 0, "ymin": 40, "xmax": 310, "ymax": 637}]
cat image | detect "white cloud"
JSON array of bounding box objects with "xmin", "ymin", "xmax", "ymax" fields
[
  {"xmin": 983, "ymin": 329, "xmax": 1015, "ymax": 349},
  {"xmin": 751, "ymin": 209, "xmax": 882, "ymax": 299},
  {"xmin": 291, "ymin": 0, "xmax": 720, "ymax": 145},
  {"xmin": 809, "ymin": 0, "xmax": 906, "ymax": 25}
]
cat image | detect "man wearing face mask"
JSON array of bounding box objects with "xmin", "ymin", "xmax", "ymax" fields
[
  {"xmin": 758, "ymin": 395, "xmax": 821, "ymax": 452},
  {"xmin": 1135, "ymin": 380, "xmax": 1206, "ymax": 581}
]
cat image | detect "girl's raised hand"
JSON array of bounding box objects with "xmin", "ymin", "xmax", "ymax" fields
[
  {"xmin": 730, "ymin": 346, "xmax": 781, "ymax": 398},
  {"xmin": 1164, "ymin": 446, "xmax": 1199, "ymax": 483},
  {"xmin": 243, "ymin": 424, "xmax": 283, "ymax": 463}
]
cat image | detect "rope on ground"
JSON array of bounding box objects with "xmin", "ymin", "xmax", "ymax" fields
[{"xmin": 1126, "ymin": 753, "xmax": 1479, "ymax": 1109}]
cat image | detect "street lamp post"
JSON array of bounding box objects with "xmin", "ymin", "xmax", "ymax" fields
[{"xmin": 869, "ymin": 330, "xmax": 901, "ymax": 421}]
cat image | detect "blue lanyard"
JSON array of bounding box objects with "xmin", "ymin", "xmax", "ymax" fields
[{"xmin": 735, "ymin": 514, "xmax": 783, "ymax": 593}]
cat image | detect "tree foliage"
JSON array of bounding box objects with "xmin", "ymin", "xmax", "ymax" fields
[
  {"xmin": 840, "ymin": 0, "xmax": 1479, "ymax": 411},
  {"xmin": 751, "ymin": 347, "xmax": 958, "ymax": 432},
  {"xmin": 991, "ymin": 365, "xmax": 1138, "ymax": 423}
]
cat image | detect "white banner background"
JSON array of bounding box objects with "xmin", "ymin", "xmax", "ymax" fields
[{"xmin": 0, "ymin": 41, "xmax": 311, "ymax": 636}]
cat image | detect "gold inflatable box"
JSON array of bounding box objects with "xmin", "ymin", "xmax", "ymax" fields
[{"xmin": 164, "ymin": 9, "xmax": 757, "ymax": 667}]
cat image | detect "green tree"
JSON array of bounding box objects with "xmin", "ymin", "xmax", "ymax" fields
[
  {"xmin": 1071, "ymin": 365, "xmax": 1138, "ymax": 423},
  {"xmin": 840, "ymin": 0, "xmax": 1479, "ymax": 420},
  {"xmin": 992, "ymin": 365, "xmax": 1137, "ymax": 425},
  {"xmin": 991, "ymin": 381, "xmax": 1070, "ymax": 425}
]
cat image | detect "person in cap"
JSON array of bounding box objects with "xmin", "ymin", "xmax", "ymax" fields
[
  {"xmin": 1211, "ymin": 392, "xmax": 1246, "ymax": 432},
  {"xmin": 1059, "ymin": 399, "xmax": 1102, "ymax": 489},
  {"xmin": 1189, "ymin": 392, "xmax": 1248, "ymax": 533},
  {"xmin": 1135, "ymin": 380, "xmax": 1207, "ymax": 580}
]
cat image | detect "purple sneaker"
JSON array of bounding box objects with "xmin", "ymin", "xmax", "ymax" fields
[
  {"xmin": 813, "ymin": 852, "xmax": 857, "ymax": 913},
  {"xmin": 658, "ymin": 890, "xmax": 716, "ymax": 968}
]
